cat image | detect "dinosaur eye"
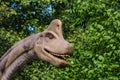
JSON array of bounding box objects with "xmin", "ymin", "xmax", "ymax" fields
[{"xmin": 45, "ymin": 33, "xmax": 54, "ymax": 39}]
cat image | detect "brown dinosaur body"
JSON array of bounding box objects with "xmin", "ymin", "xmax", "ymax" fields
[{"xmin": 0, "ymin": 19, "xmax": 73, "ymax": 80}]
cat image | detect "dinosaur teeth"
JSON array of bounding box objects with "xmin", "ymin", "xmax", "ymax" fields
[
  {"xmin": 51, "ymin": 53, "xmax": 70, "ymax": 60},
  {"xmin": 51, "ymin": 52, "xmax": 69, "ymax": 57},
  {"xmin": 44, "ymin": 48, "xmax": 70, "ymax": 60},
  {"xmin": 64, "ymin": 55, "xmax": 70, "ymax": 57}
]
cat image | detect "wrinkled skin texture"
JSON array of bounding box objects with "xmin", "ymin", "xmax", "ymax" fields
[{"xmin": 0, "ymin": 19, "xmax": 73, "ymax": 80}]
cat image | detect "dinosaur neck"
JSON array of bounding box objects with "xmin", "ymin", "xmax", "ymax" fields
[{"xmin": 1, "ymin": 50, "xmax": 37, "ymax": 80}]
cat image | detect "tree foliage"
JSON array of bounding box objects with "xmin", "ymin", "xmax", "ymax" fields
[{"xmin": 0, "ymin": 0, "xmax": 120, "ymax": 80}]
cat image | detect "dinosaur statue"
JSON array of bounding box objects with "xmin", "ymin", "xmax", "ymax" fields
[{"xmin": 0, "ymin": 19, "xmax": 73, "ymax": 80}]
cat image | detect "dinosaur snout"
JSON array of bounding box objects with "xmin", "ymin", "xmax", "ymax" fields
[{"xmin": 66, "ymin": 43, "xmax": 74, "ymax": 56}]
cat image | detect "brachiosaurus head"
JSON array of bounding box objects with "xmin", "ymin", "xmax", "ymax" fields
[{"xmin": 34, "ymin": 19, "xmax": 73, "ymax": 67}]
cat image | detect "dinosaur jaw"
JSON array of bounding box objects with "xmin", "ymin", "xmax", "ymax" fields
[{"xmin": 44, "ymin": 48, "xmax": 70, "ymax": 67}]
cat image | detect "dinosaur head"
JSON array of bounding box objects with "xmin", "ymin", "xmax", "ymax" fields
[{"xmin": 34, "ymin": 19, "xmax": 73, "ymax": 67}]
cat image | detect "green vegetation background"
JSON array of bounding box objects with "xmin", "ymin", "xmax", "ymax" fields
[{"xmin": 0, "ymin": 0, "xmax": 120, "ymax": 80}]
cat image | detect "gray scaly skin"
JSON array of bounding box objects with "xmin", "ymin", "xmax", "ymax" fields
[{"xmin": 0, "ymin": 19, "xmax": 73, "ymax": 80}]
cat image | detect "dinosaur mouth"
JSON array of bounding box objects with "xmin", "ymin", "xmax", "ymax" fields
[{"xmin": 44, "ymin": 48, "xmax": 70, "ymax": 60}]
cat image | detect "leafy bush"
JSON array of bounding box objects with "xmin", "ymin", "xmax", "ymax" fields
[{"xmin": 0, "ymin": 0, "xmax": 120, "ymax": 80}]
